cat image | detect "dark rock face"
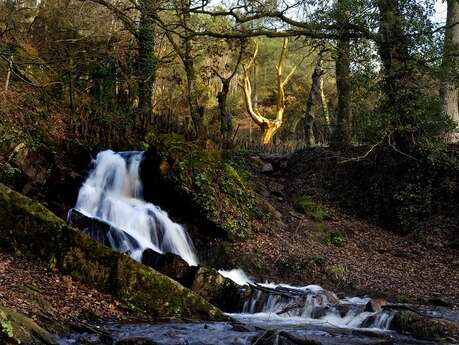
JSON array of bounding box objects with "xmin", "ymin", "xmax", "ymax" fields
[
  {"xmin": 0, "ymin": 183, "xmax": 225, "ymax": 321},
  {"xmin": 390, "ymin": 310, "xmax": 459, "ymax": 340},
  {"xmin": 191, "ymin": 267, "xmax": 243, "ymax": 313},
  {"xmin": 140, "ymin": 133, "xmax": 269, "ymax": 241},
  {"xmin": 68, "ymin": 208, "xmax": 140, "ymax": 252},
  {"xmin": 141, "ymin": 249, "xmax": 198, "ymax": 287}
]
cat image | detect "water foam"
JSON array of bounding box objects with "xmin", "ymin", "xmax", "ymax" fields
[{"xmin": 74, "ymin": 150, "xmax": 198, "ymax": 265}]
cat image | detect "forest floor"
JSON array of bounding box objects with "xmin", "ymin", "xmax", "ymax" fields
[
  {"xmin": 0, "ymin": 251, "xmax": 133, "ymax": 330},
  {"xmin": 230, "ymin": 154, "xmax": 459, "ymax": 309}
]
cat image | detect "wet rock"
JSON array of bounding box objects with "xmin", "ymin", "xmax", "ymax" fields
[
  {"xmin": 141, "ymin": 249, "xmax": 197, "ymax": 286},
  {"xmin": 116, "ymin": 338, "xmax": 159, "ymax": 345},
  {"xmin": 365, "ymin": 298, "xmax": 387, "ymax": 312},
  {"xmin": 361, "ymin": 314, "xmax": 378, "ymax": 328},
  {"xmin": 428, "ymin": 296, "xmax": 452, "ymax": 308},
  {"xmin": 68, "ymin": 208, "xmax": 140, "ymax": 250},
  {"xmin": 0, "ymin": 183, "xmax": 226, "ymax": 321},
  {"xmin": 190, "ymin": 267, "xmax": 242, "ymax": 312},
  {"xmin": 310, "ymin": 306, "xmax": 331, "ymax": 319},
  {"xmin": 390, "ymin": 310, "xmax": 459, "ymax": 340},
  {"xmin": 251, "ymin": 330, "xmax": 322, "ymax": 345},
  {"xmin": 335, "ymin": 303, "xmax": 351, "ymax": 317}
]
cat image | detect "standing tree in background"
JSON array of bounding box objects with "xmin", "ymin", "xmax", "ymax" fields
[
  {"xmin": 331, "ymin": 0, "xmax": 352, "ymax": 149},
  {"xmin": 303, "ymin": 48, "xmax": 327, "ymax": 146},
  {"xmin": 137, "ymin": 0, "xmax": 157, "ymax": 122},
  {"xmin": 441, "ymin": 0, "xmax": 459, "ymax": 142},
  {"xmin": 376, "ymin": 0, "xmax": 415, "ymax": 151},
  {"xmin": 85, "ymin": 0, "xmax": 158, "ymax": 123},
  {"xmin": 214, "ymin": 39, "xmax": 245, "ymax": 144}
]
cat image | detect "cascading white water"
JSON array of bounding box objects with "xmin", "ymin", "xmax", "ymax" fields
[
  {"xmin": 74, "ymin": 150, "xmax": 198, "ymax": 266},
  {"xmin": 235, "ymin": 281, "xmax": 394, "ymax": 330}
]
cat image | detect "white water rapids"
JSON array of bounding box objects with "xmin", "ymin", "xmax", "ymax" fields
[{"xmin": 73, "ymin": 150, "xmax": 394, "ymax": 332}]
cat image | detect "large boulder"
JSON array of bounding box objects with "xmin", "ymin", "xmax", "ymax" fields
[
  {"xmin": 68, "ymin": 209, "xmax": 241, "ymax": 312},
  {"xmin": 191, "ymin": 267, "xmax": 242, "ymax": 312},
  {"xmin": 390, "ymin": 310, "xmax": 459, "ymax": 341},
  {"xmin": 140, "ymin": 133, "xmax": 270, "ymax": 240},
  {"xmin": 0, "ymin": 183, "xmax": 225, "ymax": 321}
]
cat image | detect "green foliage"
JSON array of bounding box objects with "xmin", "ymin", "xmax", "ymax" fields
[
  {"xmin": 143, "ymin": 133, "xmax": 270, "ymax": 240},
  {"xmin": 293, "ymin": 195, "xmax": 328, "ymax": 222},
  {"xmin": 325, "ymin": 264, "xmax": 348, "ymax": 286},
  {"xmin": 1, "ymin": 320, "xmax": 14, "ymax": 339},
  {"xmin": 324, "ymin": 232, "xmax": 345, "ymax": 247}
]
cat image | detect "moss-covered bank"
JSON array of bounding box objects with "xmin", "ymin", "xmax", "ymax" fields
[
  {"xmin": 0, "ymin": 305, "xmax": 57, "ymax": 345},
  {"xmin": 141, "ymin": 133, "xmax": 270, "ymax": 240},
  {"xmin": 0, "ymin": 183, "xmax": 225, "ymax": 321}
]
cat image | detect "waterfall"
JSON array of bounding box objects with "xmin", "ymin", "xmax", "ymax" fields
[
  {"xmin": 73, "ymin": 150, "xmax": 395, "ymax": 332},
  {"xmin": 74, "ymin": 150, "xmax": 198, "ymax": 266}
]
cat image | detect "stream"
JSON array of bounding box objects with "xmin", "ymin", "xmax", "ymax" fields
[{"xmin": 60, "ymin": 150, "xmax": 458, "ymax": 345}]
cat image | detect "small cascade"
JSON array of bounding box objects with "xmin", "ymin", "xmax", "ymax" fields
[
  {"xmin": 73, "ymin": 150, "xmax": 198, "ymax": 266},
  {"xmin": 237, "ymin": 282, "xmax": 395, "ymax": 330}
]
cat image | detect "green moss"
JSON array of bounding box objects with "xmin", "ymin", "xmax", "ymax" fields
[
  {"xmin": 0, "ymin": 183, "xmax": 226, "ymax": 321},
  {"xmin": 143, "ymin": 133, "xmax": 269, "ymax": 240},
  {"xmin": 293, "ymin": 195, "xmax": 328, "ymax": 222},
  {"xmin": 323, "ymin": 232, "xmax": 345, "ymax": 247},
  {"xmin": 0, "ymin": 305, "xmax": 55, "ymax": 345},
  {"xmin": 325, "ymin": 264, "xmax": 348, "ymax": 286},
  {"xmin": 390, "ymin": 311, "xmax": 457, "ymax": 340}
]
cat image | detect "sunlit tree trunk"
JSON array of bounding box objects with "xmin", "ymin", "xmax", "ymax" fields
[
  {"xmin": 242, "ymin": 38, "xmax": 297, "ymax": 144},
  {"xmin": 441, "ymin": 0, "xmax": 459, "ymax": 142}
]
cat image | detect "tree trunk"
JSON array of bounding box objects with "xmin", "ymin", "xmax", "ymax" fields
[
  {"xmin": 181, "ymin": 1, "xmax": 206, "ymax": 139},
  {"xmin": 217, "ymin": 79, "xmax": 233, "ymax": 143},
  {"xmin": 261, "ymin": 122, "xmax": 282, "ymax": 144},
  {"xmin": 331, "ymin": 0, "xmax": 352, "ymax": 149},
  {"xmin": 303, "ymin": 57, "xmax": 325, "ymax": 146},
  {"xmin": 441, "ymin": 0, "xmax": 459, "ymax": 142},
  {"xmin": 4, "ymin": 55, "xmax": 13, "ymax": 91},
  {"xmin": 137, "ymin": 0, "xmax": 157, "ymax": 123},
  {"xmin": 377, "ymin": 0, "xmax": 414, "ymax": 151}
]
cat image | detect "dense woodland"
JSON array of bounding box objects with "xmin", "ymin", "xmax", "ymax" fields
[
  {"xmin": 0, "ymin": 1, "xmax": 459, "ymax": 344},
  {"xmin": 0, "ymin": 0, "xmax": 457, "ymax": 150}
]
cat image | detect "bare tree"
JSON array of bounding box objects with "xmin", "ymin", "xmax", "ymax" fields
[
  {"xmin": 214, "ymin": 40, "xmax": 245, "ymax": 144},
  {"xmin": 241, "ymin": 38, "xmax": 297, "ymax": 144}
]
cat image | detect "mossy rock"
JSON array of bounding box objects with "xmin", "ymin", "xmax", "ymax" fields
[
  {"xmin": 0, "ymin": 305, "xmax": 56, "ymax": 345},
  {"xmin": 0, "ymin": 183, "xmax": 226, "ymax": 321},
  {"xmin": 390, "ymin": 310, "xmax": 459, "ymax": 341},
  {"xmin": 190, "ymin": 267, "xmax": 242, "ymax": 313},
  {"xmin": 293, "ymin": 195, "xmax": 328, "ymax": 222},
  {"xmin": 141, "ymin": 133, "xmax": 268, "ymax": 240}
]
